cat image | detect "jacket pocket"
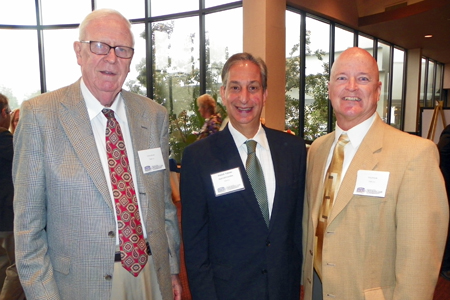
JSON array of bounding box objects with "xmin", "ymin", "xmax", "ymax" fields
[{"xmin": 51, "ymin": 253, "xmax": 71, "ymax": 275}]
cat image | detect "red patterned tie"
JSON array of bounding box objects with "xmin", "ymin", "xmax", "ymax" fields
[{"xmin": 102, "ymin": 108, "xmax": 148, "ymax": 277}]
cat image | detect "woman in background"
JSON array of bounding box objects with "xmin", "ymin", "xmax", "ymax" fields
[
  {"xmin": 9, "ymin": 109, "xmax": 19, "ymax": 134},
  {"xmin": 196, "ymin": 94, "xmax": 222, "ymax": 140}
]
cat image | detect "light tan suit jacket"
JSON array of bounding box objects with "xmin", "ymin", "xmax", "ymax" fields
[
  {"xmin": 303, "ymin": 115, "xmax": 449, "ymax": 300},
  {"xmin": 13, "ymin": 80, "xmax": 180, "ymax": 300}
]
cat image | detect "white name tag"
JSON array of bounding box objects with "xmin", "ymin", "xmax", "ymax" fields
[
  {"xmin": 138, "ymin": 147, "xmax": 166, "ymax": 174},
  {"xmin": 353, "ymin": 170, "xmax": 389, "ymax": 197},
  {"xmin": 211, "ymin": 167, "xmax": 245, "ymax": 197}
]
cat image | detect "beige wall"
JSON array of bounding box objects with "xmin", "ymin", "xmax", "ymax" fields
[
  {"xmin": 243, "ymin": 0, "xmax": 286, "ymax": 130},
  {"xmin": 444, "ymin": 63, "xmax": 450, "ymax": 89}
]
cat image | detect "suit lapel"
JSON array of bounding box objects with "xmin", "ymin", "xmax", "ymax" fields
[
  {"xmin": 122, "ymin": 93, "xmax": 151, "ymax": 222},
  {"xmin": 58, "ymin": 80, "xmax": 113, "ymax": 211},
  {"xmin": 214, "ymin": 126, "xmax": 268, "ymax": 225},
  {"xmin": 266, "ymin": 130, "xmax": 281, "ymax": 230},
  {"xmin": 328, "ymin": 117, "xmax": 384, "ymax": 224},
  {"xmin": 309, "ymin": 133, "xmax": 335, "ymax": 231}
]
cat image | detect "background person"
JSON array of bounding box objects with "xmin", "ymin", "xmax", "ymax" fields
[
  {"xmin": 181, "ymin": 52, "xmax": 306, "ymax": 300},
  {"xmin": 195, "ymin": 94, "xmax": 222, "ymax": 140},
  {"xmin": 0, "ymin": 93, "xmax": 24, "ymax": 300},
  {"xmin": 437, "ymin": 124, "xmax": 450, "ymax": 281},
  {"xmin": 302, "ymin": 47, "xmax": 448, "ymax": 300},
  {"xmin": 9, "ymin": 108, "xmax": 19, "ymax": 134},
  {"xmin": 13, "ymin": 9, "xmax": 181, "ymax": 300}
]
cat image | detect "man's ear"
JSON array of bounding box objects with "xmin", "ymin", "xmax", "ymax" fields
[
  {"xmin": 74, "ymin": 41, "xmax": 82, "ymax": 64},
  {"xmin": 220, "ymin": 86, "xmax": 226, "ymax": 105}
]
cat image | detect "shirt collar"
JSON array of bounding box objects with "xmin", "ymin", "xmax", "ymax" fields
[
  {"xmin": 335, "ymin": 112, "xmax": 377, "ymax": 148},
  {"xmin": 228, "ymin": 121, "xmax": 269, "ymax": 151},
  {"xmin": 81, "ymin": 78, "xmax": 126, "ymax": 122}
]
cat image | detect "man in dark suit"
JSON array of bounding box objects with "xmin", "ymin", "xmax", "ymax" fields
[
  {"xmin": 0, "ymin": 93, "xmax": 24, "ymax": 300},
  {"xmin": 438, "ymin": 124, "xmax": 450, "ymax": 280},
  {"xmin": 180, "ymin": 52, "xmax": 306, "ymax": 300}
]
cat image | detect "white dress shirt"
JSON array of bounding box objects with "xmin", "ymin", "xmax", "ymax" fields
[
  {"xmin": 81, "ymin": 79, "xmax": 148, "ymax": 244},
  {"xmin": 324, "ymin": 112, "xmax": 377, "ymax": 194},
  {"xmin": 228, "ymin": 122, "xmax": 276, "ymax": 218}
]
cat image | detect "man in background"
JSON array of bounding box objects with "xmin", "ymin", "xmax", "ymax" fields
[
  {"xmin": 13, "ymin": 9, "xmax": 181, "ymax": 300},
  {"xmin": 437, "ymin": 124, "xmax": 450, "ymax": 280},
  {"xmin": 181, "ymin": 52, "xmax": 306, "ymax": 300},
  {"xmin": 0, "ymin": 93, "xmax": 24, "ymax": 300},
  {"xmin": 302, "ymin": 47, "xmax": 448, "ymax": 300}
]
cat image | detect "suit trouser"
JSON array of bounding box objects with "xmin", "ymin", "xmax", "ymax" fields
[
  {"xmin": 111, "ymin": 255, "xmax": 162, "ymax": 300},
  {"xmin": 442, "ymin": 220, "xmax": 450, "ymax": 271},
  {"xmin": 0, "ymin": 231, "xmax": 25, "ymax": 300},
  {"xmin": 312, "ymin": 269, "xmax": 323, "ymax": 300}
]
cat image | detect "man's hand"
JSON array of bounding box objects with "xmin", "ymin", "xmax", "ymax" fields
[{"xmin": 171, "ymin": 274, "xmax": 182, "ymax": 300}]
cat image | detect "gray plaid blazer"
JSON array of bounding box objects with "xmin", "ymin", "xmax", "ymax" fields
[{"xmin": 13, "ymin": 80, "xmax": 180, "ymax": 300}]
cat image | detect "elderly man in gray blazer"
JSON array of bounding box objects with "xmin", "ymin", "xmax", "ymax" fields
[{"xmin": 13, "ymin": 9, "xmax": 181, "ymax": 300}]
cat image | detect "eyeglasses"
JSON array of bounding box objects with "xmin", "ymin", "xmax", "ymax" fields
[{"xmin": 79, "ymin": 40, "xmax": 134, "ymax": 59}]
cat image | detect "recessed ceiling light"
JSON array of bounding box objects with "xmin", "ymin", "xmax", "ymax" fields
[{"xmin": 425, "ymin": 35, "xmax": 433, "ymax": 38}]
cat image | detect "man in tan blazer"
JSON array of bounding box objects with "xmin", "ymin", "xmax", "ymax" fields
[
  {"xmin": 13, "ymin": 9, "xmax": 181, "ymax": 300},
  {"xmin": 302, "ymin": 47, "xmax": 449, "ymax": 299}
]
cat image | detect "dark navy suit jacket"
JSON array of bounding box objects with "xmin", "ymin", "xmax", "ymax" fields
[
  {"xmin": 0, "ymin": 127, "xmax": 14, "ymax": 232},
  {"xmin": 181, "ymin": 125, "xmax": 306, "ymax": 300}
]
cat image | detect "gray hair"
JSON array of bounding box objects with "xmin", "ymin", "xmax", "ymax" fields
[
  {"xmin": 221, "ymin": 52, "xmax": 268, "ymax": 91},
  {"xmin": 78, "ymin": 9, "xmax": 134, "ymax": 46}
]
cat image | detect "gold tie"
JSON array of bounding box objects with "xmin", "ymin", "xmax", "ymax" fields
[{"xmin": 314, "ymin": 133, "xmax": 350, "ymax": 279}]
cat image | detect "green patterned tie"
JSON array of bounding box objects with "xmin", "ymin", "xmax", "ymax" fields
[{"xmin": 245, "ymin": 140, "xmax": 269, "ymax": 227}]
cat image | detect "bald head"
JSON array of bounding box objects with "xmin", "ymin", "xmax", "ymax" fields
[{"xmin": 328, "ymin": 47, "xmax": 382, "ymax": 130}]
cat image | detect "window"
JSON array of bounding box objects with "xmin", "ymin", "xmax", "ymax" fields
[
  {"xmin": 391, "ymin": 48, "xmax": 405, "ymax": 129},
  {"xmin": 377, "ymin": 41, "xmax": 391, "ymax": 124},
  {"xmin": 420, "ymin": 58, "xmax": 444, "ymax": 108},
  {"xmin": 286, "ymin": 8, "xmax": 412, "ymax": 140},
  {"xmin": 0, "ymin": 0, "xmax": 242, "ymax": 160}
]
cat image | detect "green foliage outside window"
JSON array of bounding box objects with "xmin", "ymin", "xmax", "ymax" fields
[{"xmin": 285, "ymin": 31, "xmax": 333, "ymax": 142}]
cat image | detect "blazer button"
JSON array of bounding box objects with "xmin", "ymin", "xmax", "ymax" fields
[
  {"xmin": 108, "ymin": 231, "xmax": 115, "ymax": 238},
  {"xmin": 266, "ymin": 241, "xmax": 271, "ymax": 247},
  {"xmin": 104, "ymin": 274, "xmax": 112, "ymax": 281},
  {"xmin": 261, "ymin": 269, "xmax": 268, "ymax": 274}
]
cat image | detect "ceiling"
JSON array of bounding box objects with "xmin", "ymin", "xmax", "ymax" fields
[{"xmin": 357, "ymin": 0, "xmax": 450, "ymax": 63}]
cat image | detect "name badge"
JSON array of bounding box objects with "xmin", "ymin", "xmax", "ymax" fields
[
  {"xmin": 353, "ymin": 170, "xmax": 389, "ymax": 197},
  {"xmin": 211, "ymin": 167, "xmax": 245, "ymax": 197},
  {"xmin": 138, "ymin": 147, "xmax": 166, "ymax": 174}
]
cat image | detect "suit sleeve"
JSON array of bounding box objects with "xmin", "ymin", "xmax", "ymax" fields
[
  {"xmin": 0, "ymin": 129, "xmax": 13, "ymax": 162},
  {"xmin": 13, "ymin": 100, "xmax": 61, "ymax": 299},
  {"xmin": 180, "ymin": 144, "xmax": 219, "ymax": 300},
  {"xmin": 438, "ymin": 126, "xmax": 450, "ymax": 196},
  {"xmin": 295, "ymin": 139, "xmax": 306, "ymax": 269},
  {"xmin": 393, "ymin": 141, "xmax": 449, "ymax": 299}
]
